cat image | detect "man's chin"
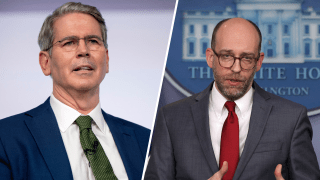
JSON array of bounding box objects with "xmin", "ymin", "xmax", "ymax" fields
[
  {"xmin": 69, "ymin": 81, "xmax": 98, "ymax": 92},
  {"xmin": 75, "ymin": 87, "xmax": 93, "ymax": 92},
  {"xmin": 75, "ymin": 84, "xmax": 98, "ymax": 92},
  {"xmin": 221, "ymin": 87, "xmax": 246, "ymax": 101}
]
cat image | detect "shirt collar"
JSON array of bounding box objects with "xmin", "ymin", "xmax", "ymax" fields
[
  {"xmin": 210, "ymin": 82, "xmax": 228, "ymax": 119},
  {"xmin": 50, "ymin": 94, "xmax": 105, "ymax": 133},
  {"xmin": 210, "ymin": 82, "xmax": 254, "ymax": 119},
  {"xmin": 234, "ymin": 86, "xmax": 254, "ymax": 119},
  {"xmin": 87, "ymin": 102, "xmax": 105, "ymax": 133}
]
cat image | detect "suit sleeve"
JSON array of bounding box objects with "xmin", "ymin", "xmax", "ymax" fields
[
  {"xmin": 0, "ymin": 137, "xmax": 12, "ymax": 179},
  {"xmin": 288, "ymin": 107, "xmax": 320, "ymax": 179},
  {"xmin": 144, "ymin": 108, "xmax": 175, "ymax": 179}
]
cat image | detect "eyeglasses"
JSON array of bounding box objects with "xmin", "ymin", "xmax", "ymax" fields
[
  {"xmin": 212, "ymin": 49, "xmax": 259, "ymax": 70},
  {"xmin": 45, "ymin": 35, "xmax": 104, "ymax": 52}
]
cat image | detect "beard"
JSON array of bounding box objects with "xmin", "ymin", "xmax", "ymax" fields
[{"xmin": 212, "ymin": 65, "xmax": 256, "ymax": 101}]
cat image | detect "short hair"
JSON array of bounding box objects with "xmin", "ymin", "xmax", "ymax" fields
[
  {"xmin": 38, "ymin": 2, "xmax": 107, "ymax": 54},
  {"xmin": 211, "ymin": 18, "xmax": 262, "ymax": 53}
]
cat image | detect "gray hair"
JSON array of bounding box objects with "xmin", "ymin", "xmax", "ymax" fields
[{"xmin": 38, "ymin": 2, "xmax": 107, "ymax": 54}]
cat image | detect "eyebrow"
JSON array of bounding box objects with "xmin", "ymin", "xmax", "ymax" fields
[
  {"xmin": 86, "ymin": 35, "xmax": 103, "ymax": 41},
  {"xmin": 58, "ymin": 35, "xmax": 103, "ymax": 42},
  {"xmin": 219, "ymin": 49, "xmax": 256, "ymax": 56}
]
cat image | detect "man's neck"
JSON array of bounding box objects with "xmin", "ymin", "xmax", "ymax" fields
[{"xmin": 52, "ymin": 85, "xmax": 100, "ymax": 115}]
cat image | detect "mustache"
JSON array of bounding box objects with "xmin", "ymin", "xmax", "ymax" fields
[
  {"xmin": 223, "ymin": 74, "xmax": 246, "ymax": 82},
  {"xmin": 71, "ymin": 59, "xmax": 97, "ymax": 71}
]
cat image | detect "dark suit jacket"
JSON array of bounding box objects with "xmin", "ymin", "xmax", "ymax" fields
[
  {"xmin": 145, "ymin": 81, "xmax": 320, "ymax": 179},
  {"xmin": 0, "ymin": 98, "xmax": 150, "ymax": 180}
]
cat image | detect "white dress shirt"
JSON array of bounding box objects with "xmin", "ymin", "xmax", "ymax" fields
[
  {"xmin": 208, "ymin": 82, "xmax": 254, "ymax": 165},
  {"xmin": 50, "ymin": 94, "xmax": 128, "ymax": 180}
]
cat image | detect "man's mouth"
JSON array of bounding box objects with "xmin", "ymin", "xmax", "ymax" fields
[
  {"xmin": 73, "ymin": 66, "xmax": 93, "ymax": 71},
  {"xmin": 226, "ymin": 78, "xmax": 245, "ymax": 86},
  {"xmin": 229, "ymin": 79, "xmax": 242, "ymax": 82},
  {"xmin": 230, "ymin": 79, "xmax": 241, "ymax": 82}
]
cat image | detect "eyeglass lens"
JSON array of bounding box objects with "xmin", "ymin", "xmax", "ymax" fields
[
  {"xmin": 58, "ymin": 36, "xmax": 103, "ymax": 51},
  {"xmin": 216, "ymin": 52, "xmax": 257, "ymax": 70}
]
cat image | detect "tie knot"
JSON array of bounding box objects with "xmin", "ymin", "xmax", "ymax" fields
[
  {"xmin": 225, "ymin": 101, "xmax": 236, "ymax": 112},
  {"xmin": 75, "ymin": 115, "xmax": 93, "ymax": 130}
]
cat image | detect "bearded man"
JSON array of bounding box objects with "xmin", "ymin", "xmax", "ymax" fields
[{"xmin": 145, "ymin": 18, "xmax": 320, "ymax": 180}]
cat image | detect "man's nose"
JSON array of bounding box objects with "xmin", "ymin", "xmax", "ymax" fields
[
  {"xmin": 231, "ymin": 58, "xmax": 241, "ymax": 73},
  {"xmin": 77, "ymin": 39, "xmax": 89, "ymax": 57}
]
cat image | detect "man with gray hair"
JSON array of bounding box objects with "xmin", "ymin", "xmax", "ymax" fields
[{"xmin": 0, "ymin": 2, "xmax": 150, "ymax": 180}]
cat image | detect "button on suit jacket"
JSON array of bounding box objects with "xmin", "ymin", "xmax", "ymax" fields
[
  {"xmin": 0, "ymin": 98, "xmax": 150, "ymax": 180},
  {"xmin": 145, "ymin": 81, "xmax": 320, "ymax": 179}
]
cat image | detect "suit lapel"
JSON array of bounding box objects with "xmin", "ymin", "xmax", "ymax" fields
[
  {"xmin": 24, "ymin": 99, "xmax": 73, "ymax": 180},
  {"xmin": 233, "ymin": 82, "xmax": 273, "ymax": 179},
  {"xmin": 103, "ymin": 111, "xmax": 144, "ymax": 180},
  {"xmin": 191, "ymin": 82, "xmax": 220, "ymax": 174}
]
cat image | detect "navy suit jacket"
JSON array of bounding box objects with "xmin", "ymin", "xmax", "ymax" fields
[
  {"xmin": 0, "ymin": 98, "xmax": 150, "ymax": 180},
  {"xmin": 145, "ymin": 81, "xmax": 320, "ymax": 179}
]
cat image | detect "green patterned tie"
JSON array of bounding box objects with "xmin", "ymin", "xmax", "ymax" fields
[{"xmin": 75, "ymin": 115, "xmax": 118, "ymax": 180}]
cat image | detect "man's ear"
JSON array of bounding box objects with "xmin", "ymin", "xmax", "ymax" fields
[
  {"xmin": 106, "ymin": 49, "xmax": 109, "ymax": 74},
  {"xmin": 256, "ymin": 52, "xmax": 264, "ymax": 72},
  {"xmin": 39, "ymin": 51, "xmax": 51, "ymax": 76},
  {"xmin": 206, "ymin": 48, "xmax": 214, "ymax": 68}
]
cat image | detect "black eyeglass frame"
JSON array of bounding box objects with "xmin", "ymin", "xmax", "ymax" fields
[{"xmin": 212, "ymin": 48, "xmax": 260, "ymax": 70}]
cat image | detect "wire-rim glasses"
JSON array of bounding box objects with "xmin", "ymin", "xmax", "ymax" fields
[
  {"xmin": 212, "ymin": 49, "xmax": 260, "ymax": 70},
  {"xmin": 44, "ymin": 35, "xmax": 104, "ymax": 52}
]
